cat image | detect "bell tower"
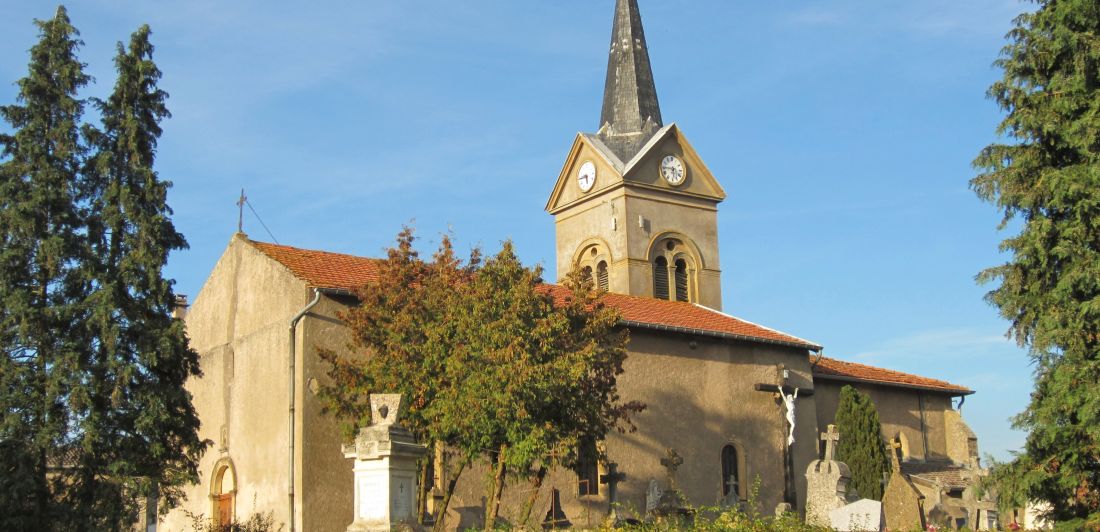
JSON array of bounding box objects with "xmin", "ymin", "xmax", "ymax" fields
[{"xmin": 545, "ymin": 0, "xmax": 726, "ymax": 310}]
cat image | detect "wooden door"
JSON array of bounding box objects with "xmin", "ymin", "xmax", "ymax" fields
[{"xmin": 216, "ymin": 494, "xmax": 233, "ymax": 527}]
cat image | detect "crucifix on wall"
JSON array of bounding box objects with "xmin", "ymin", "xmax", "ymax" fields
[{"xmin": 753, "ymin": 364, "xmax": 815, "ymax": 506}]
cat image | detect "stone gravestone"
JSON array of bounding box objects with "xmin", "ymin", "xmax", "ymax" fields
[
  {"xmin": 342, "ymin": 394, "xmax": 428, "ymax": 532},
  {"xmin": 881, "ymin": 437, "xmax": 925, "ymax": 532},
  {"xmin": 804, "ymin": 424, "xmax": 853, "ymax": 527},
  {"xmin": 644, "ymin": 479, "xmax": 663, "ymax": 515},
  {"xmin": 829, "ymin": 499, "xmax": 883, "ymax": 532},
  {"xmin": 600, "ymin": 462, "xmax": 627, "ymax": 521},
  {"xmin": 652, "ymin": 448, "xmax": 691, "ymax": 520}
]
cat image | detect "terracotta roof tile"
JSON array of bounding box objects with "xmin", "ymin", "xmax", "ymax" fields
[
  {"xmin": 901, "ymin": 461, "xmax": 974, "ymax": 489},
  {"xmin": 247, "ymin": 239, "xmax": 819, "ymax": 349},
  {"xmin": 813, "ymin": 356, "xmax": 972, "ymax": 395},
  {"xmin": 245, "ymin": 239, "xmax": 971, "ymax": 395},
  {"xmin": 249, "ymin": 240, "xmax": 381, "ymax": 290}
]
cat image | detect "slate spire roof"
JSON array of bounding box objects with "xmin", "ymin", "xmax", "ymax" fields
[{"xmin": 597, "ymin": 0, "xmax": 663, "ymax": 161}]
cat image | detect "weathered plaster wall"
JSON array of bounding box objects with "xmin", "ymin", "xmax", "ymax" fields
[
  {"xmin": 813, "ymin": 379, "xmax": 960, "ymax": 462},
  {"xmin": 300, "ymin": 294, "xmax": 357, "ymax": 532},
  {"xmin": 445, "ymin": 330, "xmax": 816, "ymax": 529},
  {"xmin": 161, "ymin": 235, "xmax": 312, "ymax": 532}
]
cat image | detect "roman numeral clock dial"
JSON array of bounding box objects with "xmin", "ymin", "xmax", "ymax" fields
[{"xmin": 661, "ymin": 155, "xmax": 686, "ymax": 186}]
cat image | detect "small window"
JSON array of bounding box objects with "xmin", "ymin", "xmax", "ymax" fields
[
  {"xmin": 596, "ymin": 261, "xmax": 609, "ymax": 291},
  {"xmin": 721, "ymin": 444, "xmax": 740, "ymax": 498},
  {"xmin": 576, "ymin": 439, "xmax": 599, "ymax": 496},
  {"xmin": 674, "ymin": 259, "xmax": 689, "ymax": 302},
  {"xmin": 654, "ymin": 257, "xmax": 669, "ymax": 300}
]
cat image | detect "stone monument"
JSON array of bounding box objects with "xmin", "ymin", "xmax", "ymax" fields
[
  {"xmin": 651, "ymin": 448, "xmax": 691, "ymax": 520},
  {"xmin": 342, "ymin": 394, "xmax": 428, "ymax": 532},
  {"xmin": 804, "ymin": 424, "xmax": 853, "ymax": 527},
  {"xmin": 881, "ymin": 437, "xmax": 925, "ymax": 532},
  {"xmin": 829, "ymin": 499, "xmax": 884, "ymax": 532}
]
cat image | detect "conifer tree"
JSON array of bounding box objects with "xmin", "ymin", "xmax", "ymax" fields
[
  {"xmin": 971, "ymin": 0, "xmax": 1100, "ymax": 524},
  {"xmin": 834, "ymin": 385, "xmax": 889, "ymax": 501},
  {"xmin": 0, "ymin": 6, "xmax": 92, "ymax": 528},
  {"xmin": 75, "ymin": 24, "xmax": 205, "ymax": 529}
]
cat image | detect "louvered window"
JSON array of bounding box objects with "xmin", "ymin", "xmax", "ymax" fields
[
  {"xmin": 596, "ymin": 261, "xmax": 609, "ymax": 291},
  {"xmin": 653, "ymin": 257, "xmax": 669, "ymax": 300},
  {"xmin": 675, "ymin": 259, "xmax": 689, "ymax": 302},
  {"xmin": 581, "ymin": 265, "xmax": 592, "ymax": 287}
]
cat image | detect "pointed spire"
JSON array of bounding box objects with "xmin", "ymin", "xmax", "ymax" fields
[{"xmin": 598, "ymin": 0, "xmax": 663, "ymax": 160}]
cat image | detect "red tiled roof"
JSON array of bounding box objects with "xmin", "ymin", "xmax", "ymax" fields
[
  {"xmin": 250, "ymin": 240, "xmax": 381, "ymax": 290},
  {"xmin": 901, "ymin": 460, "xmax": 975, "ymax": 489},
  {"xmin": 813, "ymin": 356, "xmax": 972, "ymax": 395},
  {"xmin": 246, "ymin": 239, "xmax": 972, "ymax": 395},
  {"xmin": 247, "ymin": 239, "xmax": 820, "ymax": 349}
]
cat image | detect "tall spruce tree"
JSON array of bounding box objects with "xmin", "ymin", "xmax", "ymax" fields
[
  {"xmin": 76, "ymin": 25, "xmax": 205, "ymax": 529},
  {"xmin": 834, "ymin": 385, "xmax": 890, "ymax": 501},
  {"xmin": 0, "ymin": 6, "xmax": 92, "ymax": 529},
  {"xmin": 971, "ymin": 0, "xmax": 1100, "ymax": 524}
]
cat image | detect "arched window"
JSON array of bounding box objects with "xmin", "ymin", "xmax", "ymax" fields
[
  {"xmin": 573, "ymin": 242, "xmax": 612, "ymax": 293},
  {"xmin": 721, "ymin": 444, "xmax": 739, "ymax": 499},
  {"xmin": 674, "ymin": 259, "xmax": 689, "ymax": 302},
  {"xmin": 596, "ymin": 261, "xmax": 609, "ymax": 291},
  {"xmin": 648, "ymin": 236, "xmax": 702, "ymax": 303},
  {"xmin": 653, "ymin": 256, "xmax": 669, "ymax": 300}
]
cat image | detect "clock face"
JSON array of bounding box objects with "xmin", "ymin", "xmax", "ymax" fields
[
  {"xmin": 577, "ymin": 161, "xmax": 597, "ymax": 192},
  {"xmin": 661, "ymin": 155, "xmax": 686, "ymax": 186}
]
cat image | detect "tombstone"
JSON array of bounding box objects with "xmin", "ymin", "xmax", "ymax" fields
[
  {"xmin": 644, "ymin": 479, "xmax": 663, "ymax": 515},
  {"xmin": 804, "ymin": 424, "xmax": 853, "ymax": 527},
  {"xmin": 881, "ymin": 437, "xmax": 926, "ymax": 532},
  {"xmin": 342, "ymin": 394, "xmax": 428, "ymax": 532},
  {"xmin": 600, "ymin": 462, "xmax": 627, "ymax": 521},
  {"xmin": 829, "ymin": 499, "xmax": 884, "ymax": 532},
  {"xmin": 775, "ymin": 502, "xmax": 793, "ymax": 517},
  {"xmin": 651, "ymin": 449, "xmax": 691, "ymax": 520},
  {"xmin": 541, "ymin": 488, "xmax": 571, "ymax": 529}
]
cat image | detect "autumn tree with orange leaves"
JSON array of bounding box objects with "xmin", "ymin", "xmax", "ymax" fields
[{"xmin": 318, "ymin": 229, "xmax": 642, "ymax": 531}]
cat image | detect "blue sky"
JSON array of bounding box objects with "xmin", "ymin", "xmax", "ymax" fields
[{"xmin": 1, "ymin": 1, "xmax": 1033, "ymax": 461}]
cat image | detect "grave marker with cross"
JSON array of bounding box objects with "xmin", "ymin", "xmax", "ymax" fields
[
  {"xmin": 600, "ymin": 462, "xmax": 627, "ymax": 518},
  {"xmin": 821, "ymin": 424, "xmax": 840, "ymax": 461},
  {"xmin": 888, "ymin": 436, "xmax": 903, "ymax": 472},
  {"xmin": 660, "ymin": 448, "xmax": 683, "ymax": 491}
]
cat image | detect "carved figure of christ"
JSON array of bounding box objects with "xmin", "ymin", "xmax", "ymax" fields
[{"xmin": 777, "ymin": 387, "xmax": 800, "ymax": 447}]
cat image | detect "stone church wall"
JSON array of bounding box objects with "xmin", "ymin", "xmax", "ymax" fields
[
  {"xmin": 813, "ymin": 379, "xmax": 958, "ymax": 462},
  {"xmin": 162, "ymin": 236, "xmax": 318, "ymax": 531},
  {"xmin": 445, "ymin": 329, "xmax": 818, "ymax": 529}
]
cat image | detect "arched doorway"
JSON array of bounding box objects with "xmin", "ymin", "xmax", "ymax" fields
[{"xmin": 210, "ymin": 459, "xmax": 236, "ymax": 527}]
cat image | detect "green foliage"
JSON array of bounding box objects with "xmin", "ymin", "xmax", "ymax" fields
[
  {"xmin": 834, "ymin": 385, "xmax": 889, "ymax": 501},
  {"xmin": 187, "ymin": 507, "xmax": 285, "ymax": 532},
  {"xmin": 0, "ymin": 6, "xmax": 95, "ymax": 528},
  {"xmin": 971, "ymin": 0, "xmax": 1100, "ymax": 522},
  {"xmin": 0, "ymin": 7, "xmax": 203, "ymax": 529},
  {"xmin": 319, "ymin": 230, "xmax": 642, "ymax": 531}
]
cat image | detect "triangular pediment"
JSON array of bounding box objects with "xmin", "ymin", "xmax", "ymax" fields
[
  {"xmin": 619, "ymin": 124, "xmax": 726, "ymax": 202},
  {"xmin": 545, "ymin": 133, "xmax": 628, "ymax": 214},
  {"xmin": 546, "ymin": 124, "xmax": 726, "ymax": 214}
]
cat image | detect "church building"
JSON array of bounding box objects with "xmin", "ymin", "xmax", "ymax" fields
[{"xmin": 160, "ymin": 1, "xmax": 986, "ymax": 530}]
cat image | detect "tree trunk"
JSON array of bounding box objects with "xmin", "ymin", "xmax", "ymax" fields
[
  {"xmin": 417, "ymin": 453, "xmax": 430, "ymax": 525},
  {"xmin": 518, "ymin": 465, "xmax": 547, "ymax": 527},
  {"xmin": 483, "ymin": 445, "xmax": 508, "ymax": 531},
  {"xmin": 432, "ymin": 459, "xmax": 467, "ymax": 532}
]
